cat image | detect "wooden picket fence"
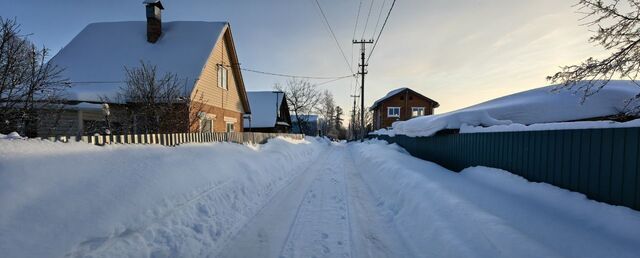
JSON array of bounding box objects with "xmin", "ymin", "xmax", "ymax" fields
[{"xmin": 46, "ymin": 132, "xmax": 305, "ymax": 146}]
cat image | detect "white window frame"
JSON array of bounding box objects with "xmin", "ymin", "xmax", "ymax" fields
[
  {"xmin": 226, "ymin": 122, "xmax": 235, "ymax": 132},
  {"xmin": 411, "ymin": 107, "xmax": 425, "ymax": 117},
  {"xmin": 387, "ymin": 107, "xmax": 400, "ymax": 118},
  {"xmin": 197, "ymin": 113, "xmax": 216, "ymax": 133},
  {"xmin": 217, "ymin": 65, "xmax": 228, "ymax": 90}
]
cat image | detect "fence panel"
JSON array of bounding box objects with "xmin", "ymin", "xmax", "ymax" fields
[
  {"xmin": 372, "ymin": 127, "xmax": 640, "ymax": 211},
  {"xmin": 64, "ymin": 132, "xmax": 303, "ymax": 147}
]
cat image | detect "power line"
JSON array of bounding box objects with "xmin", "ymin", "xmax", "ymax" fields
[
  {"xmin": 367, "ymin": 0, "xmax": 396, "ymax": 63},
  {"xmin": 315, "ymin": 74, "xmax": 355, "ymax": 86},
  {"xmin": 312, "ymin": 0, "xmax": 354, "ymax": 74},
  {"xmin": 372, "ymin": 0, "xmax": 388, "ymax": 39},
  {"xmin": 360, "ymin": 0, "xmax": 375, "ymax": 39},
  {"xmin": 351, "ymin": 0, "xmax": 363, "ymax": 69},
  {"xmin": 226, "ymin": 64, "xmax": 353, "ymax": 80},
  {"xmin": 64, "ymin": 81, "xmax": 124, "ymax": 84},
  {"xmin": 67, "ymin": 66, "xmax": 353, "ymax": 85}
]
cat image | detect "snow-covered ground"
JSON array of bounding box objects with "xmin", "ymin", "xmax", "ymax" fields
[
  {"xmin": 374, "ymin": 81, "xmax": 640, "ymax": 137},
  {"xmin": 1, "ymin": 137, "xmax": 640, "ymax": 257},
  {"xmin": 0, "ymin": 137, "xmax": 328, "ymax": 257}
]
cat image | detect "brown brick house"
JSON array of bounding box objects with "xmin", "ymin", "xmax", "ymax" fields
[
  {"xmin": 45, "ymin": 1, "xmax": 251, "ymax": 136},
  {"xmin": 371, "ymin": 87, "xmax": 439, "ymax": 130}
]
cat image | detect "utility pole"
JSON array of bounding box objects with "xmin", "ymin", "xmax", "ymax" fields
[
  {"xmin": 353, "ymin": 39, "xmax": 373, "ymax": 142},
  {"xmin": 349, "ymin": 94, "xmax": 359, "ymax": 140}
]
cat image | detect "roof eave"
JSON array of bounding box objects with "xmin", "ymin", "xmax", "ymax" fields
[{"xmin": 224, "ymin": 24, "xmax": 251, "ymax": 114}]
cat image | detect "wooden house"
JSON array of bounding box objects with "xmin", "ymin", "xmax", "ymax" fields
[
  {"xmin": 44, "ymin": 0, "xmax": 250, "ymax": 136},
  {"xmin": 243, "ymin": 91, "xmax": 292, "ymax": 133},
  {"xmin": 371, "ymin": 87, "xmax": 439, "ymax": 130}
]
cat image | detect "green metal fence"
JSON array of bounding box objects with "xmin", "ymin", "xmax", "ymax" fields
[{"xmin": 372, "ymin": 127, "xmax": 640, "ymax": 211}]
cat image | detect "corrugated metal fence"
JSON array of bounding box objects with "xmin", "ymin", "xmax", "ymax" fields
[
  {"xmin": 47, "ymin": 132, "xmax": 305, "ymax": 146},
  {"xmin": 372, "ymin": 127, "xmax": 640, "ymax": 211}
]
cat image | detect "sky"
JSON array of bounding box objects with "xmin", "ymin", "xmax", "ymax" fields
[{"xmin": 1, "ymin": 0, "xmax": 606, "ymax": 122}]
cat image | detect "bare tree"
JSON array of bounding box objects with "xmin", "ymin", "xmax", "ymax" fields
[
  {"xmin": 334, "ymin": 106, "xmax": 347, "ymax": 139},
  {"xmin": 110, "ymin": 61, "xmax": 191, "ymax": 134},
  {"xmin": 548, "ymin": 0, "xmax": 640, "ymax": 115},
  {"xmin": 335, "ymin": 106, "xmax": 344, "ymax": 130},
  {"xmin": 0, "ymin": 17, "xmax": 68, "ymax": 136},
  {"xmin": 317, "ymin": 89, "xmax": 335, "ymax": 136},
  {"xmin": 351, "ymin": 106, "xmax": 373, "ymax": 137},
  {"xmin": 275, "ymin": 78, "xmax": 321, "ymax": 134}
]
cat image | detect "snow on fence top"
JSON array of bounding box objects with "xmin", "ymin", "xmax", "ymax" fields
[
  {"xmin": 49, "ymin": 21, "xmax": 228, "ymax": 102},
  {"xmin": 374, "ymin": 81, "xmax": 640, "ymax": 137},
  {"xmin": 244, "ymin": 91, "xmax": 286, "ymax": 128}
]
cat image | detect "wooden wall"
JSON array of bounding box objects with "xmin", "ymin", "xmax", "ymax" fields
[
  {"xmin": 373, "ymin": 90, "xmax": 435, "ymax": 130},
  {"xmin": 191, "ymin": 28, "xmax": 244, "ymax": 115}
]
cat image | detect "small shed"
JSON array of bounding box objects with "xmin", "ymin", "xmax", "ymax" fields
[{"xmin": 243, "ymin": 91, "xmax": 292, "ymax": 133}]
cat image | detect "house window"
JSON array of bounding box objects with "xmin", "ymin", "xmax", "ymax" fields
[
  {"xmin": 387, "ymin": 107, "xmax": 400, "ymax": 118},
  {"xmin": 412, "ymin": 107, "xmax": 425, "ymax": 117},
  {"xmin": 226, "ymin": 122, "xmax": 235, "ymax": 132},
  {"xmin": 200, "ymin": 119, "xmax": 212, "ymax": 133},
  {"xmin": 217, "ymin": 65, "xmax": 228, "ymax": 90}
]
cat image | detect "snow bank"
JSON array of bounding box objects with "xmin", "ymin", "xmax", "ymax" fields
[
  {"xmin": 461, "ymin": 118, "xmax": 640, "ymax": 133},
  {"xmin": 0, "ymin": 137, "xmax": 328, "ymax": 257},
  {"xmin": 375, "ymin": 81, "xmax": 640, "ymax": 137},
  {"xmin": 0, "ymin": 132, "xmax": 24, "ymax": 140},
  {"xmin": 350, "ymin": 140, "xmax": 640, "ymax": 258}
]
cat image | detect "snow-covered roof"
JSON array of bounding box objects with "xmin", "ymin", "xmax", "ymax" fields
[
  {"xmin": 370, "ymin": 87, "xmax": 439, "ymax": 110},
  {"xmin": 375, "ymin": 81, "xmax": 640, "ymax": 137},
  {"xmin": 243, "ymin": 91, "xmax": 286, "ymax": 128},
  {"xmin": 49, "ymin": 21, "xmax": 228, "ymax": 102}
]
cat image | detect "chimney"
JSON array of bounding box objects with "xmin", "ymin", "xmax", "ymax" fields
[{"xmin": 144, "ymin": 0, "xmax": 164, "ymax": 43}]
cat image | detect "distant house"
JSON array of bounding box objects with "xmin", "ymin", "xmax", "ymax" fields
[
  {"xmin": 44, "ymin": 1, "xmax": 250, "ymax": 136},
  {"xmin": 243, "ymin": 91, "xmax": 291, "ymax": 133},
  {"xmin": 371, "ymin": 87, "xmax": 439, "ymax": 130},
  {"xmin": 291, "ymin": 115, "xmax": 321, "ymax": 136}
]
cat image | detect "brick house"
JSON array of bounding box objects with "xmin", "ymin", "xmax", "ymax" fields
[
  {"xmin": 44, "ymin": 1, "xmax": 250, "ymax": 136},
  {"xmin": 371, "ymin": 87, "xmax": 439, "ymax": 130}
]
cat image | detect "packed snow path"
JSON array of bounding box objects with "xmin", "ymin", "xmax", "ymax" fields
[
  {"xmin": 218, "ymin": 144, "xmax": 412, "ymax": 258},
  {"xmin": 1, "ymin": 137, "xmax": 640, "ymax": 257}
]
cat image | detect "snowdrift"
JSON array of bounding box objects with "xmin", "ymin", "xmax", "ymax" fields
[
  {"xmin": 0, "ymin": 137, "xmax": 327, "ymax": 257},
  {"xmin": 375, "ymin": 81, "xmax": 640, "ymax": 137}
]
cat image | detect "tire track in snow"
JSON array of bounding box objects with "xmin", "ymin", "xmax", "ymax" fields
[
  {"xmin": 278, "ymin": 147, "xmax": 351, "ymax": 258},
  {"xmin": 216, "ymin": 147, "xmax": 335, "ymax": 258},
  {"xmin": 218, "ymin": 142, "xmax": 418, "ymax": 258}
]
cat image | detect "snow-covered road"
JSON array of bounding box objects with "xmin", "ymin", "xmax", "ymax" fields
[
  {"xmin": 218, "ymin": 144, "xmax": 411, "ymax": 258},
  {"xmin": 1, "ymin": 137, "xmax": 640, "ymax": 257}
]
